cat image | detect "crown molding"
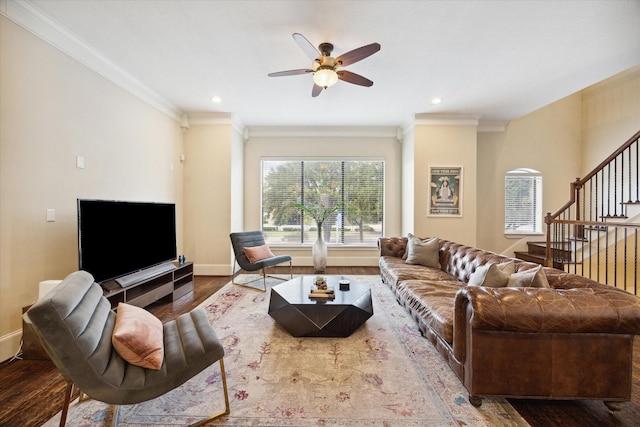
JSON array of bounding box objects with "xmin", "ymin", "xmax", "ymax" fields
[
  {"xmin": 184, "ymin": 112, "xmax": 245, "ymax": 134},
  {"xmin": 186, "ymin": 112, "xmax": 233, "ymax": 125},
  {"xmin": 477, "ymin": 121, "xmax": 508, "ymax": 132},
  {"xmin": 414, "ymin": 113, "xmax": 482, "ymax": 126},
  {"xmin": 1, "ymin": 0, "xmax": 182, "ymax": 122},
  {"xmin": 246, "ymin": 126, "xmax": 400, "ymax": 140}
]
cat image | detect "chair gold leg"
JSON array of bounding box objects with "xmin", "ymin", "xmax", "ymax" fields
[
  {"xmin": 264, "ymin": 261, "xmax": 294, "ymax": 288},
  {"xmin": 264, "ymin": 271, "xmax": 291, "ymax": 283},
  {"xmin": 232, "ymin": 262, "xmax": 267, "ymax": 292},
  {"xmin": 261, "ymin": 270, "xmax": 268, "ymax": 291},
  {"xmin": 231, "ymin": 257, "xmax": 292, "ymax": 292},
  {"xmin": 110, "ymin": 405, "xmax": 120, "ymax": 427},
  {"xmin": 59, "ymin": 381, "xmax": 74, "ymax": 427},
  {"xmin": 189, "ymin": 358, "xmax": 230, "ymax": 426}
]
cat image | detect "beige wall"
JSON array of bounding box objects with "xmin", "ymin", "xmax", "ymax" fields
[
  {"xmin": 412, "ymin": 120, "xmax": 478, "ymax": 246},
  {"xmin": 243, "ymin": 127, "xmax": 402, "ymax": 267},
  {"xmin": 476, "ymin": 94, "xmax": 582, "ymax": 254},
  {"xmin": 0, "ymin": 17, "xmax": 184, "ymax": 361},
  {"xmin": 476, "ymin": 68, "xmax": 640, "ymax": 256},
  {"xmin": 581, "ymin": 66, "xmax": 640, "ymax": 173},
  {"xmin": 182, "ymin": 117, "xmax": 244, "ymax": 276}
]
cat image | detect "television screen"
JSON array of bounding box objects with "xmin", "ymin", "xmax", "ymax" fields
[{"xmin": 78, "ymin": 199, "xmax": 177, "ymax": 284}]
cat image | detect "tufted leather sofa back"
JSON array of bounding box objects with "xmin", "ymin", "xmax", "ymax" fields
[
  {"xmin": 379, "ymin": 236, "xmax": 547, "ymax": 284},
  {"xmin": 439, "ymin": 239, "xmax": 538, "ymax": 282}
]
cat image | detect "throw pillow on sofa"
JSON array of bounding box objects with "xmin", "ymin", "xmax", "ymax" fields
[
  {"xmin": 507, "ymin": 265, "xmax": 550, "ymax": 288},
  {"xmin": 405, "ymin": 235, "xmax": 440, "ymax": 268},
  {"xmin": 468, "ymin": 261, "xmax": 515, "ymax": 287},
  {"xmin": 403, "ymin": 233, "xmax": 417, "ymax": 260}
]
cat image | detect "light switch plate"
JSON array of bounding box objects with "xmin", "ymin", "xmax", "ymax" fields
[{"xmin": 46, "ymin": 209, "xmax": 55, "ymax": 222}]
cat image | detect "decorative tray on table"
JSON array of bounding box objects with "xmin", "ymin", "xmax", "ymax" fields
[{"xmin": 308, "ymin": 276, "xmax": 335, "ymax": 299}]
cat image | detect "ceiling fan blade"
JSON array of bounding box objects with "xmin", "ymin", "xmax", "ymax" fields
[
  {"xmin": 268, "ymin": 69, "xmax": 314, "ymax": 77},
  {"xmin": 335, "ymin": 43, "xmax": 381, "ymax": 67},
  {"xmin": 293, "ymin": 33, "xmax": 320, "ymax": 60},
  {"xmin": 312, "ymin": 84, "xmax": 323, "ymax": 97},
  {"xmin": 337, "ymin": 70, "xmax": 374, "ymax": 87}
]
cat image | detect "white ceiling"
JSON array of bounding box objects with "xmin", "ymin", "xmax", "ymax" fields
[{"xmin": 6, "ymin": 0, "xmax": 640, "ymax": 127}]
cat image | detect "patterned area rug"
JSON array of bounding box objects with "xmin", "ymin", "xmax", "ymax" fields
[{"xmin": 45, "ymin": 275, "xmax": 530, "ymax": 426}]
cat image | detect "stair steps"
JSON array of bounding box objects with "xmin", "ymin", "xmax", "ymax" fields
[{"xmin": 514, "ymin": 241, "xmax": 574, "ymax": 269}]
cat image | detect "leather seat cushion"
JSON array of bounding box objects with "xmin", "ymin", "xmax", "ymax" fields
[
  {"xmin": 396, "ymin": 279, "xmax": 463, "ymax": 344},
  {"xmin": 380, "ymin": 256, "xmax": 453, "ymax": 285}
]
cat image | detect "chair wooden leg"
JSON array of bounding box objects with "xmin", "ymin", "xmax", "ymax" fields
[
  {"xmin": 189, "ymin": 358, "xmax": 230, "ymax": 426},
  {"xmin": 58, "ymin": 384, "xmax": 115, "ymax": 427},
  {"xmin": 59, "ymin": 381, "xmax": 74, "ymax": 427}
]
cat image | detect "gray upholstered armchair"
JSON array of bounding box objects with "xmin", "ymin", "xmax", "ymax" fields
[
  {"xmin": 230, "ymin": 230, "xmax": 292, "ymax": 291},
  {"xmin": 23, "ymin": 271, "xmax": 229, "ymax": 426}
]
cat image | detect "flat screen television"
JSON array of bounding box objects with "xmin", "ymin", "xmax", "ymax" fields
[{"xmin": 78, "ymin": 199, "xmax": 177, "ymax": 284}]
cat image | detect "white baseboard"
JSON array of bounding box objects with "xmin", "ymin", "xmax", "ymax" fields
[
  {"xmin": 0, "ymin": 329, "xmax": 23, "ymax": 363},
  {"xmin": 194, "ymin": 256, "xmax": 378, "ymax": 277},
  {"xmin": 194, "ymin": 264, "xmax": 233, "ymax": 276},
  {"xmin": 193, "ymin": 256, "xmax": 379, "ymax": 276}
]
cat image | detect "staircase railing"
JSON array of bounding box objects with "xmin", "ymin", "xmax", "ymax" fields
[{"xmin": 544, "ymin": 130, "xmax": 640, "ymax": 296}]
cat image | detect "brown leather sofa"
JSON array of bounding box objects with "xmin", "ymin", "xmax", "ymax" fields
[{"xmin": 378, "ymin": 236, "xmax": 640, "ymax": 409}]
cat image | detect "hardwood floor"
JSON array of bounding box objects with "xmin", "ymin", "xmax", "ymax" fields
[{"xmin": 1, "ymin": 267, "xmax": 639, "ymax": 427}]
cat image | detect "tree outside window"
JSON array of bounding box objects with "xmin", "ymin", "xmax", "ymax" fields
[{"xmin": 261, "ymin": 160, "xmax": 384, "ymax": 245}]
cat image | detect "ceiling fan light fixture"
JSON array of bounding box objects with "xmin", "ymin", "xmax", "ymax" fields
[{"xmin": 313, "ymin": 67, "xmax": 338, "ymax": 88}]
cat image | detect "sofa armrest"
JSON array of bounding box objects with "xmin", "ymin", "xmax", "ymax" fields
[
  {"xmin": 454, "ymin": 285, "xmax": 640, "ymax": 335},
  {"xmin": 378, "ymin": 237, "xmax": 408, "ymax": 258}
]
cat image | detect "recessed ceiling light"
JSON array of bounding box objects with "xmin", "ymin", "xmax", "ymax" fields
[
  {"xmin": 430, "ymin": 97, "xmax": 443, "ymax": 105},
  {"xmin": 211, "ymin": 96, "xmax": 222, "ymax": 103}
]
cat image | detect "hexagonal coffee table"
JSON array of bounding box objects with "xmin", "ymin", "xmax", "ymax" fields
[{"xmin": 268, "ymin": 276, "xmax": 373, "ymax": 337}]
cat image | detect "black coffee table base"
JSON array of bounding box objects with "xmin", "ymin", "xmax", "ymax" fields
[{"xmin": 268, "ymin": 276, "xmax": 373, "ymax": 337}]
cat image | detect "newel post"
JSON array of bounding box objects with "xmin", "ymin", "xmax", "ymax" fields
[
  {"xmin": 544, "ymin": 213, "xmax": 553, "ymax": 267},
  {"xmin": 573, "ymin": 178, "xmax": 583, "ymax": 240}
]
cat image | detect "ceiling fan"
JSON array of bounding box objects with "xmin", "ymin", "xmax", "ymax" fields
[{"xmin": 268, "ymin": 33, "xmax": 381, "ymax": 97}]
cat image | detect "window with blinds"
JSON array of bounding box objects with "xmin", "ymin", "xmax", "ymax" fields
[
  {"xmin": 504, "ymin": 169, "xmax": 543, "ymax": 234},
  {"xmin": 261, "ymin": 160, "xmax": 384, "ymax": 246}
]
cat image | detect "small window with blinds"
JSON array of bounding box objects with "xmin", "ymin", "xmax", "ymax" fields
[
  {"xmin": 261, "ymin": 160, "xmax": 384, "ymax": 246},
  {"xmin": 504, "ymin": 169, "xmax": 543, "ymax": 234}
]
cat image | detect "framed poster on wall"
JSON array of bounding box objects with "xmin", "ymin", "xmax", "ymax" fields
[{"xmin": 428, "ymin": 166, "xmax": 462, "ymax": 217}]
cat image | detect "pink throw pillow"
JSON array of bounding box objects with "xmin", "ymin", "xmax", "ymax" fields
[
  {"xmin": 112, "ymin": 303, "xmax": 164, "ymax": 370},
  {"xmin": 244, "ymin": 244, "xmax": 275, "ymax": 263}
]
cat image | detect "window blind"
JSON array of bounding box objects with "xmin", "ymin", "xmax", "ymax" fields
[{"xmin": 504, "ymin": 173, "xmax": 542, "ymax": 234}]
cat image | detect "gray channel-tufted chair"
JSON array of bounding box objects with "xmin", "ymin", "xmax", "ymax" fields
[
  {"xmin": 23, "ymin": 270, "xmax": 230, "ymax": 427},
  {"xmin": 230, "ymin": 230, "xmax": 292, "ymax": 291}
]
